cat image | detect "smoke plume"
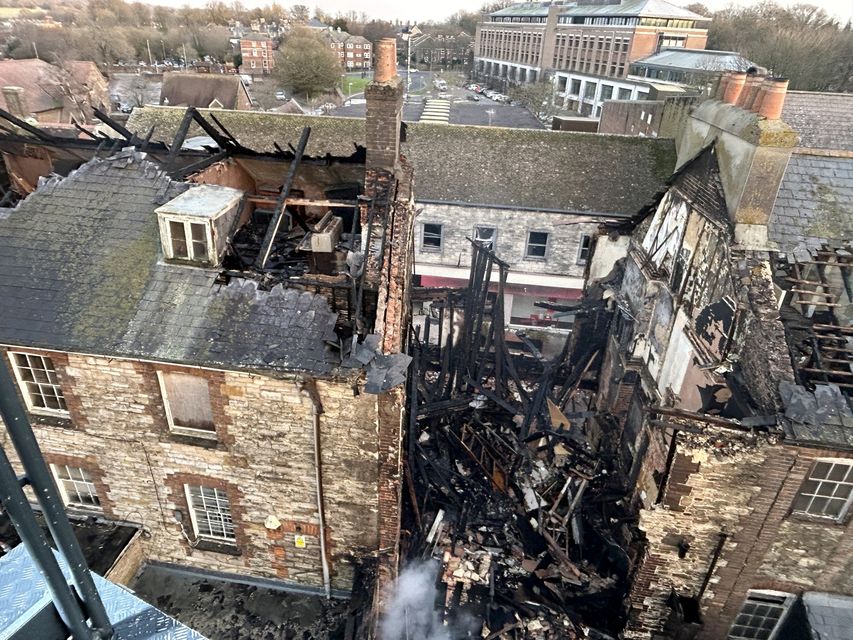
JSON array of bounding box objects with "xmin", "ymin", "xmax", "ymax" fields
[{"xmin": 380, "ymin": 560, "xmax": 450, "ymax": 640}]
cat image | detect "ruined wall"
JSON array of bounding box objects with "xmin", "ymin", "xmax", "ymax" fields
[
  {"xmin": 626, "ymin": 433, "xmax": 853, "ymax": 639},
  {"xmin": 0, "ymin": 348, "xmax": 380, "ymax": 591},
  {"xmin": 415, "ymin": 202, "xmax": 596, "ymax": 280}
]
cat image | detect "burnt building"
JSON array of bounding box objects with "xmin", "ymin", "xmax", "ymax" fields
[
  {"xmin": 582, "ymin": 72, "xmax": 853, "ymax": 638},
  {"xmin": 0, "ymin": 38, "xmax": 413, "ymax": 619}
]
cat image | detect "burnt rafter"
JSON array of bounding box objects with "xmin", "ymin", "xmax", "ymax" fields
[{"xmin": 405, "ymin": 239, "xmax": 637, "ymax": 637}]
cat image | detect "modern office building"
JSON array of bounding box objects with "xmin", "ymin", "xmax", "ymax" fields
[{"xmin": 474, "ymin": 0, "xmax": 709, "ymax": 116}]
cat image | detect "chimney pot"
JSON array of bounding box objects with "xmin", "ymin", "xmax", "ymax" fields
[
  {"xmin": 757, "ymin": 77, "xmax": 789, "ymax": 120},
  {"xmin": 715, "ymin": 72, "xmax": 731, "ymax": 100},
  {"xmin": 723, "ymin": 72, "xmax": 746, "ymax": 105},
  {"xmin": 738, "ymin": 74, "xmax": 762, "ymax": 109},
  {"xmin": 373, "ymin": 38, "xmax": 398, "ymax": 83}
]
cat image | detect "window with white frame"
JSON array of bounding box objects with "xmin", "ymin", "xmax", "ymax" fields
[
  {"xmin": 185, "ymin": 484, "xmax": 236, "ymax": 541},
  {"xmin": 422, "ymin": 223, "xmax": 443, "ymax": 251},
  {"xmin": 158, "ymin": 372, "xmax": 215, "ymax": 436},
  {"xmin": 9, "ymin": 352, "xmax": 68, "ymax": 415},
  {"xmin": 163, "ymin": 219, "xmax": 210, "ymax": 263},
  {"xmin": 525, "ymin": 231, "xmax": 549, "ymax": 259},
  {"xmin": 791, "ymin": 458, "xmax": 853, "ymax": 520},
  {"xmin": 727, "ymin": 590, "xmax": 794, "ymax": 640},
  {"xmin": 578, "ymin": 235, "xmax": 592, "ymax": 264},
  {"xmin": 474, "ymin": 226, "xmax": 497, "ymax": 251},
  {"xmin": 52, "ymin": 464, "xmax": 100, "ymax": 510}
]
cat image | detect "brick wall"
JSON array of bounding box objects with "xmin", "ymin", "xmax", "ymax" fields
[
  {"xmin": 625, "ymin": 430, "xmax": 853, "ymax": 638},
  {"xmin": 0, "ymin": 348, "xmax": 381, "ymax": 591}
]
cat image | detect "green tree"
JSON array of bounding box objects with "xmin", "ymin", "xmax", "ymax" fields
[{"xmin": 274, "ymin": 28, "xmax": 341, "ymax": 99}]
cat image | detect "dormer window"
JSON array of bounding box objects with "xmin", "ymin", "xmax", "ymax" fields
[{"xmin": 156, "ymin": 185, "xmax": 243, "ymax": 267}]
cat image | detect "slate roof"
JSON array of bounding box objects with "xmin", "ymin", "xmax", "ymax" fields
[
  {"xmin": 126, "ymin": 106, "xmax": 676, "ymax": 215},
  {"xmin": 0, "ymin": 150, "xmax": 340, "ymax": 374},
  {"xmin": 768, "ymin": 153, "xmax": 853, "ymax": 254},
  {"xmin": 160, "ymin": 73, "xmax": 249, "ymax": 110},
  {"xmin": 779, "ymin": 383, "xmax": 853, "ymax": 448},
  {"xmin": 802, "ymin": 592, "xmax": 853, "ymax": 640},
  {"xmin": 0, "ymin": 58, "xmax": 65, "ymax": 114},
  {"xmin": 782, "ymin": 91, "xmax": 853, "ymax": 152},
  {"xmin": 633, "ymin": 48, "xmax": 754, "ymax": 73}
]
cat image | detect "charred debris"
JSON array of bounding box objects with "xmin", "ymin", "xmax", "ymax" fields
[{"xmin": 403, "ymin": 241, "xmax": 638, "ymax": 639}]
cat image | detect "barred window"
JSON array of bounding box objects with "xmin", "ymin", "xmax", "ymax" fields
[
  {"xmin": 792, "ymin": 459, "xmax": 853, "ymax": 520},
  {"xmin": 10, "ymin": 352, "xmax": 68, "ymax": 415},
  {"xmin": 578, "ymin": 235, "xmax": 592, "ymax": 264},
  {"xmin": 185, "ymin": 484, "xmax": 236, "ymax": 541},
  {"xmin": 52, "ymin": 464, "xmax": 100, "ymax": 510}
]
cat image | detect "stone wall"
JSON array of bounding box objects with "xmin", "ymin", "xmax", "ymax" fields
[
  {"xmin": 625, "ymin": 431, "xmax": 853, "ymax": 638},
  {"xmin": 415, "ymin": 202, "xmax": 597, "ymax": 279},
  {"xmin": 0, "ymin": 347, "xmax": 380, "ymax": 591}
]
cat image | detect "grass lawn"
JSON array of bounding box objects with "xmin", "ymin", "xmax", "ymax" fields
[{"xmin": 342, "ymin": 76, "xmax": 371, "ymax": 96}]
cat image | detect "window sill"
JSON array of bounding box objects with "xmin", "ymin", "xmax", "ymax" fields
[
  {"xmin": 30, "ymin": 413, "xmax": 74, "ymax": 429},
  {"xmin": 193, "ymin": 539, "xmax": 241, "ymax": 556},
  {"xmin": 787, "ymin": 511, "xmax": 848, "ymax": 526},
  {"xmin": 166, "ymin": 431, "xmax": 223, "ymax": 449}
]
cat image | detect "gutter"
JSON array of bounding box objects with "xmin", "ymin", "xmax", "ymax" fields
[{"xmin": 301, "ymin": 378, "xmax": 332, "ymax": 599}]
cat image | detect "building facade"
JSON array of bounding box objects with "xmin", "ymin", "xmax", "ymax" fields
[
  {"xmin": 240, "ymin": 35, "xmax": 275, "ymax": 75},
  {"xmin": 474, "ymin": 0, "xmax": 708, "ymax": 116},
  {"xmin": 582, "ymin": 73, "xmax": 853, "ymax": 638},
  {"xmin": 0, "ymin": 41, "xmax": 414, "ymax": 604},
  {"xmin": 320, "ymin": 27, "xmax": 372, "ymax": 70}
]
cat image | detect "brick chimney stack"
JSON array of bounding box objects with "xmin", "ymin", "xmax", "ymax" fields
[
  {"xmin": 364, "ymin": 38, "xmax": 403, "ymax": 175},
  {"xmin": 2, "ymin": 86, "xmax": 29, "ymax": 119}
]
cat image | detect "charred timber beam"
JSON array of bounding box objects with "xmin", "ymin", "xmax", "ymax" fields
[
  {"xmin": 247, "ymin": 196, "xmax": 358, "ymax": 209},
  {"xmin": 0, "ymin": 107, "xmax": 57, "ymax": 142},
  {"xmin": 649, "ymin": 406, "xmax": 756, "ymax": 431},
  {"xmin": 167, "ymin": 108, "xmax": 196, "ymax": 171},
  {"xmin": 255, "ymin": 127, "xmax": 311, "ymax": 270},
  {"xmin": 93, "ymin": 107, "xmax": 138, "ymax": 143},
  {"xmin": 170, "ymin": 150, "xmax": 229, "ymax": 179}
]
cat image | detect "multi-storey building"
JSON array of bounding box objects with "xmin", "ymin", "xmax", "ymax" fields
[
  {"xmin": 583, "ymin": 74, "xmax": 853, "ymax": 639},
  {"xmin": 474, "ymin": 0, "xmax": 709, "ymax": 116},
  {"xmin": 239, "ymin": 34, "xmax": 275, "ymax": 75},
  {"xmin": 320, "ymin": 27, "xmax": 372, "ymax": 70},
  {"xmin": 0, "ymin": 41, "xmax": 412, "ymax": 608}
]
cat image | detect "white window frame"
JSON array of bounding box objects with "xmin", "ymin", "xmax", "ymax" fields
[
  {"xmin": 156, "ymin": 371, "xmax": 217, "ymax": 440},
  {"xmin": 421, "ymin": 222, "xmax": 443, "ymax": 252},
  {"xmin": 184, "ymin": 484, "xmax": 236, "ymax": 542},
  {"xmin": 159, "ymin": 216, "xmax": 214, "ymax": 263},
  {"xmin": 525, "ymin": 230, "xmax": 549, "ymax": 260},
  {"xmin": 51, "ymin": 464, "xmax": 101, "ymax": 511},
  {"xmin": 792, "ymin": 458, "xmax": 853, "ymax": 521},
  {"xmin": 577, "ymin": 234, "xmax": 592, "ymax": 264},
  {"xmin": 474, "ymin": 225, "xmax": 497, "ymax": 251},
  {"xmin": 727, "ymin": 590, "xmax": 795, "ymax": 640},
  {"xmin": 8, "ymin": 351, "xmax": 69, "ymax": 417}
]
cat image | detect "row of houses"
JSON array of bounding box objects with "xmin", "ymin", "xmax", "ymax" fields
[{"xmin": 0, "ymin": 36, "xmax": 850, "ymax": 638}]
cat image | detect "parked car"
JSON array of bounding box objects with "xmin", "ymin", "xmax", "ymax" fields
[
  {"xmin": 466, "ymin": 94, "xmax": 480, "ymax": 101},
  {"xmin": 275, "ymin": 91, "xmax": 286, "ymax": 100}
]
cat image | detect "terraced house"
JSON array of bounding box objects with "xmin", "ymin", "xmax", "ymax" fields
[{"xmin": 0, "ymin": 45, "xmax": 413, "ymax": 606}]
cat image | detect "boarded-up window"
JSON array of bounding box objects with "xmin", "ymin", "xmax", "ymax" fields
[{"xmin": 158, "ymin": 372, "xmax": 215, "ymax": 433}]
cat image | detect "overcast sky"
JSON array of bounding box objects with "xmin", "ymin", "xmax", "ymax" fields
[{"xmin": 142, "ymin": 0, "xmax": 853, "ymax": 25}]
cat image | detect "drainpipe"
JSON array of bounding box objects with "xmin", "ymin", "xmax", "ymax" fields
[{"xmin": 301, "ymin": 379, "xmax": 331, "ymax": 599}]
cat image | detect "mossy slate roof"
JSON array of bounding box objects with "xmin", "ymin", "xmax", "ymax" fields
[
  {"xmin": 0, "ymin": 150, "xmax": 339, "ymax": 373},
  {"xmin": 127, "ymin": 106, "xmax": 676, "ymax": 215},
  {"xmin": 769, "ymin": 153, "xmax": 853, "ymax": 254}
]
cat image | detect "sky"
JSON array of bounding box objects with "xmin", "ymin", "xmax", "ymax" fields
[{"xmin": 141, "ymin": 0, "xmax": 852, "ymax": 24}]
